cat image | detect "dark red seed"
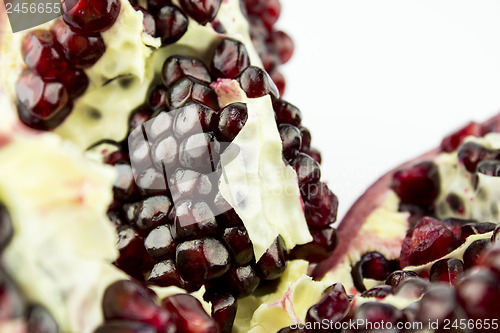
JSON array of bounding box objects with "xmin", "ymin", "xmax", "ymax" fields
[
  {"xmin": 212, "ymin": 191, "xmax": 242, "ymax": 227},
  {"xmin": 172, "ymin": 201, "xmax": 218, "ymax": 240},
  {"xmin": 178, "ymin": 132, "xmax": 220, "ymax": 174},
  {"xmin": 360, "ymin": 285, "xmax": 393, "ymax": 299},
  {"xmin": 459, "ymin": 222, "xmax": 496, "ymax": 245},
  {"xmin": 102, "ymin": 280, "xmax": 174, "ymax": 330},
  {"xmin": 62, "ymin": 0, "xmax": 121, "ymax": 33},
  {"xmin": 145, "ymin": 225, "xmax": 176, "ymax": 259},
  {"xmin": 236, "ymin": 66, "xmax": 279, "ymax": 99},
  {"xmin": 273, "ymin": 99, "xmax": 302, "ymax": 126},
  {"xmin": 60, "ymin": 67, "xmax": 89, "ymax": 98},
  {"xmin": 167, "ymin": 77, "xmax": 219, "ymax": 110},
  {"xmin": 169, "ymin": 169, "xmax": 213, "ymax": 203},
  {"xmin": 245, "ymin": 0, "xmax": 281, "ymax": 30},
  {"xmin": 289, "ymin": 227, "xmax": 338, "ymax": 263},
  {"xmin": 172, "ymin": 102, "xmax": 216, "ymax": 138},
  {"xmin": 135, "ymin": 167, "xmax": 169, "ymax": 197},
  {"xmin": 52, "ymin": 19, "xmax": 105, "ymax": 68},
  {"xmin": 416, "ymin": 286, "xmax": 457, "ymax": 325},
  {"xmin": 477, "ymin": 159, "xmax": 500, "ymax": 176},
  {"xmin": 218, "ymin": 265, "xmax": 260, "ymax": 296},
  {"xmin": 302, "ymin": 182, "xmax": 338, "ymax": 228},
  {"xmin": 146, "ymin": 0, "xmax": 172, "ymax": 13},
  {"xmin": 176, "ymin": 237, "xmax": 231, "ymax": 281},
  {"xmin": 134, "ymin": 196, "xmax": 172, "ymax": 231},
  {"xmin": 211, "ymin": 38, "xmax": 250, "ymax": 79},
  {"xmin": 115, "ymin": 226, "xmax": 151, "ymax": 280},
  {"xmin": 134, "ymin": 6, "xmax": 156, "ymax": 36},
  {"xmin": 255, "ymin": 236, "xmax": 287, "ymax": 280},
  {"xmin": 162, "ymin": 294, "xmax": 218, "ymax": 333},
  {"xmin": 394, "ymin": 277, "xmax": 429, "ymax": 299},
  {"xmin": 26, "ymin": 305, "xmax": 59, "ymax": 333},
  {"xmin": 270, "ymin": 71, "xmax": 285, "ymax": 97},
  {"xmin": 147, "ymin": 259, "xmax": 186, "ymax": 289},
  {"xmin": 208, "ymin": 293, "xmax": 237, "ymax": 333},
  {"xmin": 22, "ymin": 30, "xmax": 68, "ymax": 79},
  {"xmin": 299, "ymin": 127, "xmax": 311, "ymax": 151},
  {"xmin": 278, "ymin": 124, "xmax": 301, "ymax": 161},
  {"xmin": 492, "ymin": 225, "xmax": 500, "ymax": 243},
  {"xmin": 292, "ymin": 153, "xmax": 321, "ymax": 187},
  {"xmin": 305, "ymin": 148, "xmax": 322, "ymax": 165},
  {"xmin": 305, "ymin": 283, "xmax": 349, "ymax": 331},
  {"xmin": 0, "ymin": 205, "xmax": 13, "ymax": 254},
  {"xmin": 94, "ymin": 321, "xmax": 157, "ymax": 333},
  {"xmin": 478, "ymin": 245, "xmax": 500, "ymax": 277},
  {"xmin": 463, "ymin": 239, "xmax": 490, "ymax": 270},
  {"xmin": 0, "ymin": 269, "xmax": 26, "ymax": 321},
  {"xmin": 272, "ymin": 30, "xmax": 294, "ymax": 64},
  {"xmin": 457, "ymin": 141, "xmax": 499, "ymax": 173},
  {"xmin": 162, "ymin": 56, "xmax": 211, "ymax": 88},
  {"xmin": 222, "ymin": 226, "xmax": 254, "ymax": 265},
  {"xmin": 357, "ymin": 252, "xmax": 392, "ymax": 282},
  {"xmin": 385, "ymin": 270, "xmax": 419, "ymax": 288},
  {"xmin": 441, "ymin": 121, "xmax": 482, "ymax": 153},
  {"xmin": 429, "ymin": 258, "xmax": 464, "ymax": 285},
  {"xmin": 113, "ymin": 163, "xmax": 140, "ymax": 202},
  {"xmin": 391, "ymin": 161, "xmax": 440, "ymax": 206},
  {"xmin": 400, "ymin": 217, "xmax": 454, "ymax": 267},
  {"xmin": 178, "ymin": 0, "xmax": 221, "ymax": 25},
  {"xmin": 147, "ymin": 85, "xmax": 169, "ymax": 111},
  {"xmin": 129, "ymin": 106, "xmax": 153, "ymax": 132},
  {"xmin": 155, "ymin": 5, "xmax": 189, "ymax": 45},
  {"xmin": 217, "ymin": 103, "xmax": 248, "ymax": 142}
]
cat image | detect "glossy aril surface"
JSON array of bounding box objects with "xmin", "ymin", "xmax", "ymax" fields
[
  {"xmin": 278, "ymin": 124, "xmax": 301, "ymax": 161},
  {"xmin": 429, "ymin": 258, "xmax": 464, "ymax": 285},
  {"xmin": 162, "ymin": 56, "xmax": 211, "ymax": 88},
  {"xmin": 391, "ymin": 161, "xmax": 440, "ymax": 206},
  {"xmin": 305, "ymin": 283, "xmax": 349, "ymax": 331},
  {"xmin": 211, "ymin": 38, "xmax": 250, "ymax": 79},
  {"xmin": 208, "ymin": 293, "xmax": 237, "ymax": 333},
  {"xmin": 457, "ymin": 141, "xmax": 500, "ymax": 173},
  {"xmin": 353, "ymin": 302, "xmax": 405, "ymax": 330},
  {"xmin": 289, "ymin": 227, "xmax": 337, "ymax": 263},
  {"xmin": 155, "ymin": 5, "xmax": 189, "ymax": 44},
  {"xmin": 273, "ymin": 99, "xmax": 302, "ymax": 126},
  {"xmin": 22, "ymin": 30, "xmax": 67, "ymax": 79},
  {"xmin": 302, "ymin": 182, "xmax": 338, "ymax": 227},
  {"xmin": 360, "ymin": 285, "xmax": 393, "ymax": 299},
  {"xmin": 162, "ymin": 294, "xmax": 218, "ymax": 333},
  {"xmin": 394, "ymin": 277, "xmax": 429, "ymax": 299},
  {"xmin": 292, "ymin": 153, "xmax": 321, "ymax": 187},
  {"xmin": 385, "ymin": 270, "xmax": 419, "ymax": 288},
  {"xmin": 178, "ymin": 0, "xmax": 221, "ymax": 25},
  {"xmin": 62, "ymin": 0, "xmax": 121, "ymax": 33},
  {"xmin": 60, "ymin": 67, "xmax": 89, "ymax": 98},
  {"xmin": 217, "ymin": 103, "xmax": 248, "ymax": 141},
  {"xmin": 216, "ymin": 265, "xmax": 260, "ymax": 296},
  {"xmin": 236, "ymin": 66, "xmax": 279, "ymax": 99},
  {"xmin": 167, "ymin": 77, "xmax": 219, "ymax": 110},
  {"xmin": 463, "ymin": 239, "xmax": 490, "ymax": 270},
  {"xmin": 222, "ymin": 226, "xmax": 254, "ymax": 265},
  {"xmin": 255, "ymin": 236, "xmax": 286, "ymax": 280}
]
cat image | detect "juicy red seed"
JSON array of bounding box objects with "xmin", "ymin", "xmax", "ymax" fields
[
  {"xmin": 400, "ymin": 217, "xmax": 454, "ymax": 268},
  {"xmin": 167, "ymin": 77, "xmax": 220, "ymax": 110},
  {"xmin": 292, "ymin": 153, "xmax": 321, "ymax": 187},
  {"xmin": 457, "ymin": 141, "xmax": 500, "ymax": 173},
  {"xmin": 173, "ymin": 102, "xmax": 216, "ymax": 138},
  {"xmin": 52, "ymin": 19, "xmax": 105, "ymax": 68},
  {"xmin": 417, "ymin": 286, "xmax": 457, "ymax": 325},
  {"xmin": 270, "ymin": 71, "xmax": 285, "ymax": 97},
  {"xmin": 129, "ymin": 106, "xmax": 153, "ymax": 132},
  {"xmin": 391, "ymin": 161, "xmax": 440, "ymax": 206},
  {"xmin": 147, "ymin": 85, "xmax": 169, "ymax": 111},
  {"xmin": 289, "ymin": 227, "xmax": 338, "ymax": 263},
  {"xmin": 246, "ymin": 0, "xmax": 280, "ymax": 30},
  {"xmin": 172, "ymin": 201, "xmax": 218, "ymax": 240},
  {"xmin": 222, "ymin": 226, "xmax": 254, "ymax": 265},
  {"xmin": 463, "ymin": 239, "xmax": 490, "ymax": 270},
  {"xmin": 305, "ymin": 283, "xmax": 349, "ymax": 329},
  {"xmin": 61, "ymin": 67, "xmax": 89, "ymax": 98},
  {"xmin": 104, "ymin": 148, "xmax": 129, "ymax": 165},
  {"xmin": 147, "ymin": 259, "xmax": 184, "ymax": 288},
  {"xmin": 217, "ymin": 103, "xmax": 248, "ymax": 141},
  {"xmin": 493, "ymin": 225, "xmax": 500, "ymax": 243},
  {"xmin": 218, "ymin": 265, "xmax": 260, "ymax": 296},
  {"xmin": 134, "ymin": 196, "xmax": 172, "ymax": 231},
  {"xmin": 441, "ymin": 121, "xmax": 482, "ymax": 153},
  {"xmin": 394, "ymin": 277, "xmax": 429, "ymax": 299},
  {"xmin": 255, "ymin": 236, "xmax": 286, "ymax": 280},
  {"xmin": 94, "ymin": 321, "xmax": 157, "ymax": 333},
  {"xmin": 273, "ymin": 99, "xmax": 302, "ymax": 126},
  {"xmin": 0, "ymin": 269, "xmax": 26, "ymax": 320},
  {"xmin": 145, "ymin": 225, "xmax": 176, "ymax": 259},
  {"xmin": 456, "ymin": 270, "xmax": 500, "ymax": 323},
  {"xmin": 0, "ymin": 205, "xmax": 13, "ymax": 254},
  {"xmin": 150, "ymin": 134, "xmax": 176, "ymax": 171},
  {"xmin": 26, "ymin": 305, "xmax": 59, "ymax": 333},
  {"xmin": 22, "ymin": 30, "xmax": 68, "ymax": 79},
  {"xmin": 459, "ymin": 222, "xmax": 496, "ymax": 245},
  {"xmin": 169, "ymin": 169, "xmax": 213, "ymax": 202},
  {"xmin": 354, "ymin": 303, "xmax": 404, "ymax": 328},
  {"xmin": 429, "ymin": 258, "xmax": 464, "ymax": 285},
  {"xmin": 135, "ymin": 167, "xmax": 169, "ymax": 197},
  {"xmin": 212, "ymin": 192, "xmax": 242, "ymax": 227},
  {"xmin": 162, "ymin": 56, "xmax": 211, "ymax": 89},
  {"xmin": 155, "ymin": 5, "xmax": 189, "ymax": 45},
  {"xmin": 178, "ymin": 0, "xmax": 221, "ymax": 25},
  {"xmin": 113, "ymin": 163, "xmax": 140, "ymax": 202},
  {"xmin": 146, "ymin": 0, "xmax": 171, "ymax": 12},
  {"xmin": 162, "ymin": 294, "xmax": 218, "ymax": 333},
  {"xmin": 115, "ymin": 226, "xmax": 151, "ymax": 280},
  {"xmin": 477, "ymin": 159, "xmax": 500, "ymax": 176},
  {"xmin": 385, "ymin": 270, "xmax": 419, "ymax": 288},
  {"xmin": 208, "ymin": 293, "xmax": 237, "ymax": 333},
  {"xmin": 299, "ymin": 127, "xmax": 311, "ymax": 151},
  {"xmin": 278, "ymin": 124, "xmax": 301, "ymax": 161},
  {"xmin": 306, "ymin": 148, "xmax": 322, "ymax": 165},
  {"xmin": 302, "ymin": 182, "xmax": 338, "ymax": 228},
  {"xmin": 211, "ymin": 38, "xmax": 250, "ymax": 79},
  {"xmin": 102, "ymin": 280, "xmax": 173, "ymax": 329},
  {"xmin": 478, "ymin": 245, "xmax": 500, "ymax": 277},
  {"xmin": 360, "ymin": 252, "xmax": 393, "ymax": 281},
  {"xmin": 134, "ymin": 6, "xmax": 156, "ymax": 36},
  {"xmin": 236, "ymin": 66, "xmax": 279, "ymax": 99},
  {"xmin": 62, "ymin": 0, "xmax": 121, "ymax": 33},
  {"xmin": 176, "ymin": 237, "xmax": 231, "ymax": 281},
  {"xmin": 360, "ymin": 285, "xmax": 393, "ymax": 299},
  {"xmin": 178, "ymin": 132, "xmax": 220, "ymax": 173},
  {"xmin": 272, "ymin": 30, "xmax": 294, "ymax": 64}
]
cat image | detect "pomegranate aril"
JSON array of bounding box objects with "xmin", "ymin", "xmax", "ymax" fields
[
  {"xmin": 178, "ymin": 0, "xmax": 221, "ymax": 25},
  {"xmin": 463, "ymin": 239, "xmax": 490, "ymax": 270},
  {"xmin": 391, "ymin": 161, "xmax": 440, "ymax": 206},
  {"xmin": 22, "ymin": 30, "xmax": 67, "ymax": 79},
  {"xmin": 217, "ymin": 103, "xmax": 248, "ymax": 141},
  {"xmin": 146, "ymin": 0, "xmax": 172, "ymax": 12},
  {"xmin": 147, "ymin": 85, "xmax": 169, "ymax": 111},
  {"xmin": 478, "ymin": 245, "xmax": 500, "ymax": 277},
  {"xmin": 155, "ymin": 5, "xmax": 189, "ymax": 45},
  {"xmin": 273, "ymin": 99, "xmax": 302, "ymax": 127},
  {"xmin": 399, "ymin": 216, "xmax": 454, "ymax": 268},
  {"xmin": 145, "ymin": 225, "xmax": 176, "ymax": 259},
  {"xmin": 167, "ymin": 77, "xmax": 219, "ymax": 110},
  {"xmin": 115, "ymin": 226, "xmax": 151, "ymax": 280},
  {"xmin": 152, "ymin": 138, "xmax": 178, "ymax": 173},
  {"xmin": 211, "ymin": 38, "xmax": 250, "ymax": 79},
  {"xmin": 163, "ymin": 294, "xmax": 218, "ymax": 333},
  {"xmin": 360, "ymin": 285, "xmax": 393, "ymax": 299},
  {"xmin": 458, "ymin": 222, "xmax": 496, "ymax": 245},
  {"xmin": 441, "ymin": 121, "xmax": 482, "ymax": 153},
  {"xmin": 299, "ymin": 127, "xmax": 311, "ymax": 151},
  {"xmin": 0, "ymin": 205, "xmax": 13, "ymax": 254},
  {"xmin": 278, "ymin": 124, "xmax": 301, "ymax": 161},
  {"xmin": 429, "ymin": 258, "xmax": 464, "ymax": 285},
  {"xmin": 305, "ymin": 283, "xmax": 349, "ymax": 331},
  {"xmin": 176, "ymin": 237, "xmax": 230, "ymax": 281},
  {"xmin": 172, "ymin": 102, "xmax": 216, "ymax": 138},
  {"xmin": 162, "ymin": 56, "xmax": 211, "ymax": 89},
  {"xmin": 178, "ymin": 132, "xmax": 221, "ymax": 173},
  {"xmin": 217, "ymin": 265, "xmax": 260, "ymax": 296},
  {"xmin": 0, "ymin": 269, "xmax": 26, "ymax": 320},
  {"xmin": 289, "ymin": 227, "xmax": 338, "ymax": 263},
  {"xmin": 136, "ymin": 167, "xmax": 169, "ymax": 197},
  {"xmin": 352, "ymin": 252, "xmax": 393, "ymax": 292},
  {"xmin": 94, "ymin": 321, "xmax": 157, "ymax": 333},
  {"xmin": 270, "ymin": 71, "xmax": 285, "ymax": 97},
  {"xmin": 208, "ymin": 293, "xmax": 237, "ymax": 333},
  {"xmin": 457, "ymin": 141, "xmax": 500, "ymax": 173},
  {"xmin": 416, "ymin": 286, "xmax": 458, "ymax": 327},
  {"xmin": 113, "ymin": 163, "xmax": 140, "ymax": 202},
  {"xmin": 212, "ymin": 191, "xmax": 242, "ymax": 227},
  {"xmin": 245, "ymin": 0, "xmax": 281, "ymax": 30},
  {"xmin": 61, "ymin": 67, "xmax": 89, "ymax": 98},
  {"xmin": 222, "ymin": 226, "xmax": 254, "ymax": 265},
  {"xmin": 476, "ymin": 159, "xmax": 500, "ymax": 176},
  {"xmin": 52, "ymin": 19, "xmax": 105, "ymax": 68},
  {"xmin": 134, "ymin": 196, "xmax": 172, "ymax": 231},
  {"xmin": 385, "ymin": 270, "xmax": 419, "ymax": 288},
  {"xmin": 169, "ymin": 169, "xmax": 213, "ymax": 202},
  {"xmin": 354, "ymin": 302, "xmax": 405, "ymax": 331},
  {"xmin": 102, "ymin": 280, "xmax": 173, "ymax": 330},
  {"xmin": 302, "ymin": 182, "xmax": 338, "ymax": 228},
  {"xmin": 255, "ymin": 236, "xmax": 286, "ymax": 280},
  {"xmin": 172, "ymin": 201, "xmax": 218, "ymax": 240},
  {"xmin": 236, "ymin": 66, "xmax": 279, "ymax": 99},
  {"xmin": 148, "ymin": 259, "xmax": 187, "ymax": 289},
  {"xmin": 26, "ymin": 305, "xmax": 59, "ymax": 333},
  {"xmin": 62, "ymin": 0, "xmax": 121, "ymax": 33},
  {"xmin": 394, "ymin": 277, "xmax": 429, "ymax": 299},
  {"xmin": 134, "ymin": 6, "xmax": 156, "ymax": 37},
  {"xmin": 129, "ymin": 106, "xmax": 153, "ymax": 132},
  {"xmin": 292, "ymin": 153, "xmax": 321, "ymax": 187},
  {"xmin": 272, "ymin": 30, "xmax": 294, "ymax": 65},
  {"xmin": 305, "ymin": 148, "xmax": 322, "ymax": 165}
]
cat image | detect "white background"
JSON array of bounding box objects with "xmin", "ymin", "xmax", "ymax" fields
[{"xmin": 278, "ymin": 0, "xmax": 500, "ymax": 219}]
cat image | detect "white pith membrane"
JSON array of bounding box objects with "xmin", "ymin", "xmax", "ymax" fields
[{"xmin": 0, "ymin": 0, "xmax": 325, "ymax": 332}]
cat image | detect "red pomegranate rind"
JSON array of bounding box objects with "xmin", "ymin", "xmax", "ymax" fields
[{"xmin": 313, "ymin": 113, "xmax": 500, "ymax": 279}]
